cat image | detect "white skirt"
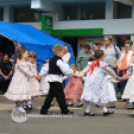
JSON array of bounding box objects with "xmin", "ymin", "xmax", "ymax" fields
[
  {"xmin": 39, "ymin": 77, "xmax": 50, "ymax": 95},
  {"xmin": 107, "ymin": 82, "xmax": 117, "ymax": 102},
  {"xmin": 122, "ymin": 76, "xmax": 132, "ymax": 99}
]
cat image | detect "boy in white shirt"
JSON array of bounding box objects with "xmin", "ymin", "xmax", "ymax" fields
[{"xmin": 40, "ymin": 44, "xmax": 74, "ymax": 115}]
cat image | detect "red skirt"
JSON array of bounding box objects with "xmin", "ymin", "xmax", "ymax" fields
[{"xmin": 64, "ymin": 77, "xmax": 83, "ymax": 101}]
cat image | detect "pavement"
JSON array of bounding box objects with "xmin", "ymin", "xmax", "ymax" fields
[{"xmin": 0, "ymin": 97, "xmax": 134, "ymax": 134}]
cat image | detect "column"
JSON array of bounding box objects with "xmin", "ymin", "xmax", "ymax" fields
[
  {"xmin": 132, "ymin": 5, "xmax": 134, "ymax": 19},
  {"xmin": 105, "ymin": 0, "xmax": 114, "ymax": 19},
  {"xmin": 4, "ymin": 6, "xmax": 14, "ymax": 22}
]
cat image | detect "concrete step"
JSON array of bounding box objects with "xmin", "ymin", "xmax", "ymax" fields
[{"xmin": 0, "ymin": 95, "xmax": 132, "ymax": 109}]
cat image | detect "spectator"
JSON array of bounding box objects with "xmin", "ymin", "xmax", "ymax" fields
[
  {"xmin": 0, "ymin": 54, "xmax": 13, "ymax": 94},
  {"xmin": 62, "ymin": 45, "xmax": 71, "ymax": 64},
  {"xmin": 121, "ymin": 46, "xmax": 125, "ymax": 53},
  {"xmin": 101, "ymin": 37, "xmax": 120, "ymax": 108},
  {"xmin": 101, "ymin": 37, "xmax": 120, "ymax": 70},
  {"xmin": 118, "ymin": 40, "xmax": 134, "ymax": 100},
  {"xmin": 76, "ymin": 44, "xmax": 91, "ymax": 71},
  {"xmin": 10, "ymin": 43, "xmax": 22, "ymax": 64},
  {"xmin": 89, "ymin": 43, "xmax": 100, "ymax": 61},
  {"xmin": 0, "ymin": 51, "xmax": 3, "ymax": 62}
]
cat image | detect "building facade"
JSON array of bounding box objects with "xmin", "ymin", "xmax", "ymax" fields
[{"xmin": 0, "ymin": 0, "xmax": 134, "ymax": 57}]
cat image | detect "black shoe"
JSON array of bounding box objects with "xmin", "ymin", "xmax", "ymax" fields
[
  {"xmin": 84, "ymin": 112, "xmax": 95, "ymax": 116},
  {"xmin": 132, "ymin": 114, "xmax": 134, "ymax": 117},
  {"xmin": 103, "ymin": 111, "xmax": 114, "ymax": 116},
  {"xmin": 108, "ymin": 106, "xmax": 115, "ymax": 108},
  {"xmin": 27, "ymin": 107, "xmax": 32, "ymax": 110},
  {"xmin": 95, "ymin": 104, "xmax": 100, "ymax": 108},
  {"xmin": 24, "ymin": 107, "xmax": 27, "ymax": 110},
  {"xmin": 40, "ymin": 111, "xmax": 50, "ymax": 115},
  {"xmin": 76, "ymin": 103, "xmax": 83, "ymax": 107},
  {"xmin": 67, "ymin": 103, "xmax": 74, "ymax": 107},
  {"xmin": 40, "ymin": 107, "xmax": 50, "ymax": 115},
  {"xmin": 62, "ymin": 111, "xmax": 74, "ymax": 115},
  {"xmin": 127, "ymin": 107, "xmax": 134, "ymax": 109}
]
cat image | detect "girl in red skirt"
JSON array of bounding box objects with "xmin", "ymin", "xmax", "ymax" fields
[{"xmin": 63, "ymin": 64, "xmax": 85, "ymax": 107}]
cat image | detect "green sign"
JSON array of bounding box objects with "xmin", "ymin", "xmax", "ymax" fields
[
  {"xmin": 52, "ymin": 28, "xmax": 103, "ymax": 36},
  {"xmin": 42, "ymin": 15, "xmax": 53, "ymax": 35}
]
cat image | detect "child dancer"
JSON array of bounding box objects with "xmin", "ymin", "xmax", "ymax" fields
[
  {"xmin": 40, "ymin": 44, "xmax": 74, "ymax": 115},
  {"xmin": 23, "ymin": 51, "xmax": 41, "ymax": 110},
  {"xmin": 39, "ymin": 60, "xmax": 50, "ymax": 96},
  {"xmin": 120, "ymin": 63, "xmax": 134, "ymax": 116},
  {"xmin": 4, "ymin": 49, "xmax": 39, "ymax": 113},
  {"xmin": 80, "ymin": 50, "xmax": 121, "ymax": 116},
  {"xmin": 63, "ymin": 64, "xmax": 85, "ymax": 107}
]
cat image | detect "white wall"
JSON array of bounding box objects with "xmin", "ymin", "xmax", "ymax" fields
[
  {"xmin": 31, "ymin": 0, "xmax": 63, "ymax": 21},
  {"xmin": 18, "ymin": 22, "xmax": 41, "ymax": 30},
  {"xmin": 53, "ymin": 19, "xmax": 134, "ymax": 35}
]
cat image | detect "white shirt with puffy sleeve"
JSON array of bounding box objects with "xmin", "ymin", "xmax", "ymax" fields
[{"xmin": 40, "ymin": 59, "xmax": 74, "ymax": 83}]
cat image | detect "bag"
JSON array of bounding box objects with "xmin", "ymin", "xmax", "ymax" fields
[
  {"xmin": 113, "ymin": 45, "xmax": 119, "ymax": 59},
  {"xmin": 39, "ymin": 77, "xmax": 50, "ymax": 95}
]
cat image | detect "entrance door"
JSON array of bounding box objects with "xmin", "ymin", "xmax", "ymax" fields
[{"xmin": 62, "ymin": 38, "xmax": 78, "ymax": 60}]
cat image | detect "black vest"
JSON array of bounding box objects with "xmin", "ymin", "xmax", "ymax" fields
[{"xmin": 49, "ymin": 56, "xmax": 63, "ymax": 75}]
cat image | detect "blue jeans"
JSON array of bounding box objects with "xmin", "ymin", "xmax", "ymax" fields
[
  {"xmin": 119, "ymin": 71, "xmax": 128, "ymax": 95},
  {"xmin": 0, "ymin": 75, "xmax": 12, "ymax": 94},
  {"xmin": 108, "ymin": 66, "xmax": 118, "ymax": 94}
]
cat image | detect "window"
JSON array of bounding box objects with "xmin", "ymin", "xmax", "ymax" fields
[
  {"xmin": 14, "ymin": 7, "xmax": 41, "ymax": 22},
  {"xmin": 64, "ymin": 5, "xmax": 79, "ymax": 20},
  {"xmin": 81, "ymin": 3, "xmax": 105, "ymax": 20},
  {"xmin": 0, "ymin": 8, "xmax": 3, "ymax": 20},
  {"xmin": 118, "ymin": 2, "xmax": 132, "ymax": 19}
]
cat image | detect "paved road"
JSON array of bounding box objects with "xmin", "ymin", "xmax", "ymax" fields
[{"xmin": 0, "ymin": 101, "xmax": 134, "ymax": 134}]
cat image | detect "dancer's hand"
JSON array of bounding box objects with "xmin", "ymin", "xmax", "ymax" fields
[
  {"xmin": 116, "ymin": 77, "xmax": 122, "ymax": 81},
  {"xmin": 34, "ymin": 75, "xmax": 40, "ymax": 80},
  {"xmin": 74, "ymin": 74, "xmax": 78, "ymax": 78}
]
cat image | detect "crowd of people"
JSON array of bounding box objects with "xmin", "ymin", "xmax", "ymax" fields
[{"xmin": 1, "ymin": 37, "xmax": 134, "ymax": 117}]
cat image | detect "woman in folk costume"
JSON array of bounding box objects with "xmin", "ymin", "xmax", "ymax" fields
[
  {"xmin": 63, "ymin": 64, "xmax": 85, "ymax": 107},
  {"xmin": 4, "ymin": 49, "xmax": 39, "ymax": 113},
  {"xmin": 80, "ymin": 50, "xmax": 121, "ymax": 116},
  {"xmin": 120, "ymin": 62, "xmax": 134, "ymax": 117},
  {"xmin": 118, "ymin": 40, "xmax": 134, "ymax": 102}
]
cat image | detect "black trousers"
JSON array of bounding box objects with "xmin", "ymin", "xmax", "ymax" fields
[
  {"xmin": 41, "ymin": 82, "xmax": 69, "ymax": 114},
  {"xmin": 0, "ymin": 75, "xmax": 11, "ymax": 94}
]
